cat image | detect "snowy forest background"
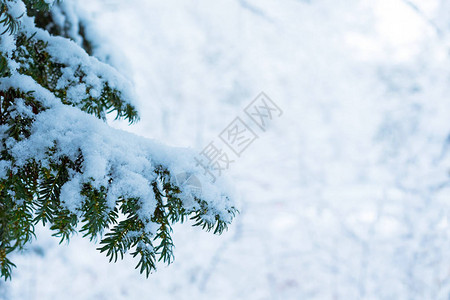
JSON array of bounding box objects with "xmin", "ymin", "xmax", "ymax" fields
[{"xmin": 3, "ymin": 0, "xmax": 450, "ymax": 299}]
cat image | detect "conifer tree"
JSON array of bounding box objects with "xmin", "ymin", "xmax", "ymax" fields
[{"xmin": 0, "ymin": 0, "xmax": 236, "ymax": 280}]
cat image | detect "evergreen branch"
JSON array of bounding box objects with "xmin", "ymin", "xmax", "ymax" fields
[
  {"xmin": 97, "ymin": 216, "xmax": 141, "ymax": 263},
  {"xmin": 0, "ymin": 3, "xmax": 20, "ymax": 36},
  {"xmin": 132, "ymin": 243, "xmax": 156, "ymax": 278},
  {"xmin": 49, "ymin": 209, "xmax": 77, "ymax": 243},
  {"xmin": 0, "ymin": 0, "xmax": 237, "ymax": 281},
  {"xmin": 0, "ymin": 247, "xmax": 15, "ymax": 281},
  {"xmin": 34, "ymin": 160, "xmax": 68, "ymax": 225},
  {"xmin": 80, "ymin": 183, "xmax": 117, "ymax": 241}
]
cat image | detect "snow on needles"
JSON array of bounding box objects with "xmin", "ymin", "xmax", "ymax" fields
[{"xmin": 0, "ymin": 0, "xmax": 236, "ymax": 234}]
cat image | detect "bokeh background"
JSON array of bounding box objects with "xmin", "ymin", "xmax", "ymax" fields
[{"xmin": 3, "ymin": 0, "xmax": 450, "ymax": 299}]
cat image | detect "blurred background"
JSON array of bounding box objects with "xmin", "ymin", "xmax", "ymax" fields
[{"xmin": 3, "ymin": 0, "xmax": 450, "ymax": 299}]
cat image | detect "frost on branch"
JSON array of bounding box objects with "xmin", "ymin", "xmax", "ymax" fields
[{"xmin": 0, "ymin": 0, "xmax": 236, "ymax": 280}]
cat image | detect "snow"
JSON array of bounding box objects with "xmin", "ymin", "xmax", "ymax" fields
[
  {"xmin": 3, "ymin": 0, "xmax": 450, "ymax": 299},
  {"xmin": 2, "ymin": 98, "xmax": 234, "ymax": 222}
]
